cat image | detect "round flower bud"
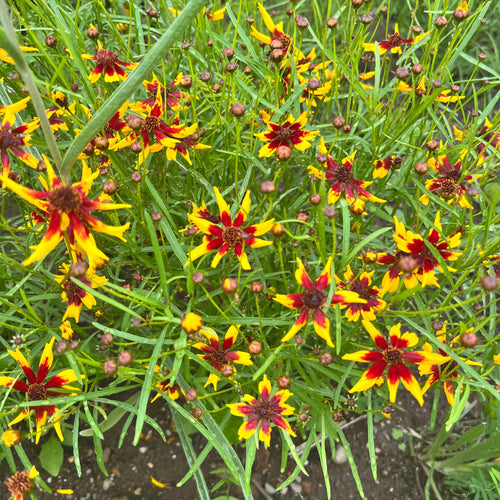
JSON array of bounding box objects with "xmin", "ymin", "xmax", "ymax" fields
[
  {"xmin": 277, "ymin": 375, "xmax": 291, "ymax": 389},
  {"xmin": 132, "ymin": 273, "xmax": 142, "ymax": 282},
  {"xmin": 222, "ymin": 47, "xmax": 234, "ymax": 59},
  {"xmin": 230, "ymin": 103, "xmax": 246, "ymax": 117},
  {"xmin": 478, "ymin": 53, "xmax": 486, "ymax": 61},
  {"xmin": 312, "ymin": 348, "xmax": 321, "ymax": 356},
  {"xmin": 126, "ymin": 114, "xmax": 143, "ymax": 130},
  {"xmin": 2, "ymin": 429, "xmax": 21, "ymax": 447},
  {"xmin": 244, "ymin": 66, "xmax": 252, "ymax": 74},
  {"xmin": 45, "ymin": 35, "xmax": 57, "ymax": 47},
  {"xmin": 460, "ymin": 331, "xmax": 477, "ymax": 348},
  {"xmin": 246, "ymin": 17, "xmax": 255, "ymax": 24},
  {"xmin": 412, "ymin": 25, "xmax": 423, "ymax": 34},
  {"xmin": 69, "ymin": 340, "xmax": 79, "ymax": 350},
  {"xmin": 118, "ymin": 351, "xmax": 133, "ymax": 366},
  {"xmin": 181, "ymin": 312, "xmax": 203, "ymax": 334},
  {"xmin": 102, "ymin": 180, "xmax": 117, "ymax": 194},
  {"xmin": 151, "ymin": 212, "xmax": 162, "ymax": 222},
  {"xmin": 181, "ymin": 41, "xmax": 191, "ymax": 50},
  {"xmin": 221, "ymin": 364, "xmax": 234, "ymax": 377},
  {"xmin": 192, "ymin": 407, "xmax": 203, "ymax": 419},
  {"xmin": 95, "ymin": 309, "xmax": 105, "ymax": 319},
  {"xmin": 207, "ymin": 39, "xmax": 213, "ymax": 47},
  {"xmin": 286, "ymin": 8, "xmax": 293, "ymax": 16},
  {"xmin": 395, "ymin": 67, "xmax": 410, "ymax": 80},
  {"xmin": 434, "ymin": 16, "xmax": 448, "ymax": 28},
  {"xmin": 131, "ymin": 172, "xmax": 142, "ymax": 183},
  {"xmin": 145, "ymin": 8, "xmax": 160, "ymax": 18},
  {"xmin": 251, "ymin": 281, "xmax": 264, "ymax": 293},
  {"xmin": 298, "ymin": 412, "xmax": 309, "ymax": 422},
  {"xmin": 326, "ymin": 17, "xmax": 338, "ymax": 28},
  {"xmin": 343, "ymin": 125, "xmax": 351, "ymax": 134},
  {"xmin": 309, "ymin": 193, "xmax": 322, "ymax": 205},
  {"xmin": 185, "ymin": 388, "xmax": 198, "ymax": 402},
  {"xmin": 360, "ymin": 14, "xmax": 373, "ymax": 25},
  {"xmin": 332, "ymin": 410, "xmax": 344, "ymax": 422},
  {"xmin": 260, "ymin": 180, "xmax": 276, "ymax": 194},
  {"xmin": 276, "ymin": 145, "xmax": 292, "ymax": 161},
  {"xmin": 103, "ymin": 359, "xmax": 117, "ymax": 375},
  {"xmin": 191, "ymin": 271, "xmax": 205, "ymax": 284},
  {"xmin": 212, "ymin": 83, "xmax": 221, "ymax": 93},
  {"xmin": 431, "ymin": 321, "xmax": 443, "ymax": 331},
  {"xmin": 70, "ymin": 261, "xmax": 88, "ymax": 277},
  {"xmin": 453, "ymin": 9, "xmax": 467, "ymax": 22},
  {"xmin": 179, "ymin": 76, "xmax": 192, "ymax": 88},
  {"xmin": 362, "ymin": 250, "xmax": 378, "ymax": 265},
  {"xmin": 221, "ymin": 278, "xmax": 238, "ymax": 294},
  {"xmin": 308, "ymin": 78, "xmax": 321, "ymax": 90},
  {"xmin": 296, "ymin": 212, "xmax": 309, "ymax": 222},
  {"xmin": 87, "ymin": 27, "xmax": 99, "ymax": 39},
  {"xmin": 295, "ymin": 336, "xmax": 304, "ymax": 345},
  {"xmin": 130, "ymin": 142, "xmax": 142, "ymax": 154},
  {"xmin": 83, "ymin": 143, "xmax": 94, "ymax": 156},
  {"xmin": 272, "ymin": 223, "xmax": 286, "ymax": 237},
  {"xmin": 324, "ymin": 206, "xmax": 337, "ymax": 219},
  {"xmin": 248, "ymin": 340, "xmax": 262, "ymax": 355},
  {"xmin": 412, "ymin": 64, "xmax": 423, "ymax": 75},
  {"xmin": 465, "ymin": 184, "xmax": 478, "ymax": 197},
  {"xmin": 199, "ymin": 71, "xmax": 211, "ymax": 82},
  {"xmin": 295, "ymin": 15, "xmax": 308, "ymax": 29},
  {"xmin": 481, "ymin": 275, "xmax": 498, "ymax": 291},
  {"xmin": 55, "ymin": 341, "xmax": 67, "ymax": 354},
  {"xmin": 270, "ymin": 49, "xmax": 285, "ymax": 62},
  {"xmin": 332, "ymin": 116, "xmax": 346, "ymax": 129},
  {"xmin": 317, "ymin": 153, "xmax": 328, "ymax": 163},
  {"xmin": 398, "ymin": 256, "xmax": 418, "ymax": 273},
  {"xmin": 94, "ymin": 136, "xmax": 108, "ymax": 150},
  {"xmin": 414, "ymin": 161, "xmax": 429, "ymax": 175},
  {"xmin": 351, "ymin": 0, "xmax": 363, "ymax": 8},
  {"xmin": 349, "ymin": 200, "xmax": 366, "ymax": 215},
  {"xmin": 426, "ymin": 140, "xmax": 439, "ymax": 151},
  {"xmin": 451, "ymin": 84, "xmax": 460, "ymax": 93},
  {"xmin": 319, "ymin": 352, "xmax": 333, "ymax": 365},
  {"xmin": 101, "ymin": 333, "xmax": 114, "ymax": 345},
  {"xmin": 225, "ymin": 62, "xmax": 237, "ymax": 73},
  {"xmin": 432, "ymin": 79, "xmax": 442, "ymax": 89}
]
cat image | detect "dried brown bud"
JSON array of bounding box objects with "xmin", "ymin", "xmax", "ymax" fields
[
  {"xmin": 481, "ymin": 275, "xmax": 498, "ymax": 291},
  {"xmin": 185, "ymin": 388, "xmax": 198, "ymax": 402},
  {"xmin": 270, "ymin": 48, "xmax": 285, "ymax": 62},
  {"xmin": 319, "ymin": 352, "xmax": 333, "ymax": 365},
  {"xmin": 102, "ymin": 180, "xmax": 117, "ymax": 194},
  {"xmin": 103, "ymin": 359, "xmax": 117, "ymax": 375},
  {"xmin": 45, "ymin": 35, "xmax": 57, "ymax": 47},
  {"xmin": 118, "ymin": 351, "xmax": 133, "ymax": 366},
  {"xmin": 431, "ymin": 321, "xmax": 443, "ymax": 331},
  {"xmin": 276, "ymin": 144, "xmax": 292, "ymax": 161},
  {"xmin": 191, "ymin": 271, "xmax": 205, "ymax": 284},
  {"xmin": 145, "ymin": 8, "xmax": 160, "ymax": 18},
  {"xmin": 326, "ymin": 17, "xmax": 338, "ymax": 28},
  {"xmin": 332, "ymin": 410, "xmax": 344, "ymax": 422},
  {"xmin": 248, "ymin": 340, "xmax": 262, "ymax": 355},
  {"xmin": 414, "ymin": 161, "xmax": 429, "ymax": 175},
  {"xmin": 395, "ymin": 67, "xmax": 410, "ymax": 80},
  {"xmin": 221, "ymin": 278, "xmax": 238, "ymax": 294},
  {"xmin": 230, "ymin": 103, "xmax": 246, "ymax": 117},
  {"xmin": 308, "ymin": 78, "xmax": 321, "ymax": 90},
  {"xmin": 101, "ymin": 333, "xmax": 114, "ymax": 345},
  {"xmin": 360, "ymin": 14, "xmax": 373, "ymax": 25},
  {"xmin": 251, "ymin": 281, "xmax": 264, "ymax": 293},
  {"xmin": 260, "ymin": 180, "xmax": 276, "ymax": 194},
  {"xmin": 332, "ymin": 116, "xmax": 346, "ymax": 129},
  {"xmin": 225, "ymin": 62, "xmax": 237, "ymax": 73},
  {"xmin": 309, "ymin": 193, "xmax": 322, "ymax": 205},
  {"xmin": 296, "ymin": 212, "xmax": 309, "ymax": 222},
  {"xmin": 222, "ymin": 47, "xmax": 234, "ymax": 59},
  {"xmin": 434, "ymin": 16, "xmax": 448, "ymax": 28},
  {"xmin": 277, "ymin": 375, "xmax": 291, "ymax": 389},
  {"xmin": 130, "ymin": 142, "xmax": 142, "ymax": 154},
  {"xmin": 199, "ymin": 71, "xmax": 211, "ymax": 82},
  {"xmin": 295, "ymin": 15, "xmax": 308, "ymax": 29},
  {"xmin": 131, "ymin": 172, "xmax": 142, "ymax": 183},
  {"xmin": 478, "ymin": 53, "xmax": 486, "ymax": 61},
  {"xmin": 192, "ymin": 407, "xmax": 203, "ymax": 419},
  {"xmin": 412, "ymin": 64, "xmax": 423, "ymax": 75},
  {"xmin": 151, "ymin": 211, "xmax": 162, "ymax": 222}
]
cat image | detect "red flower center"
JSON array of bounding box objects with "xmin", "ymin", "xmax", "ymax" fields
[
  {"xmin": 382, "ymin": 346, "xmax": 404, "ymax": 365},
  {"xmin": 6, "ymin": 471, "xmax": 31, "ymax": 496},
  {"xmin": 348, "ymin": 280, "xmax": 374, "ymax": 301},
  {"xmin": 63, "ymin": 278, "xmax": 83, "ymax": 298},
  {"xmin": 387, "ymin": 33, "xmax": 404, "ymax": 47},
  {"xmin": 48, "ymin": 185, "xmax": 83, "ymax": 213},
  {"xmin": 0, "ymin": 128, "xmax": 13, "ymax": 149},
  {"xmin": 27, "ymin": 382, "xmax": 47, "ymax": 401},
  {"xmin": 95, "ymin": 49, "xmax": 119, "ymax": 66},
  {"xmin": 303, "ymin": 288, "xmax": 325, "ymax": 309},
  {"xmin": 275, "ymin": 125, "xmax": 294, "ymax": 142},
  {"xmin": 335, "ymin": 165, "xmax": 354, "ymax": 184},
  {"xmin": 222, "ymin": 226, "xmax": 242, "ymax": 247},
  {"xmin": 208, "ymin": 349, "xmax": 227, "ymax": 368}
]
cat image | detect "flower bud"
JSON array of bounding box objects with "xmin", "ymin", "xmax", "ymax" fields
[
  {"xmin": 191, "ymin": 272, "xmax": 204, "ymax": 284},
  {"xmin": 459, "ymin": 331, "xmax": 477, "ymax": 348},
  {"xmin": 130, "ymin": 142, "xmax": 142, "ymax": 154},
  {"xmin": 118, "ymin": 351, "xmax": 133, "ymax": 366},
  {"xmin": 55, "ymin": 341, "xmax": 67, "ymax": 354},
  {"xmin": 185, "ymin": 388, "xmax": 198, "ymax": 402},
  {"xmin": 332, "ymin": 410, "xmax": 344, "ymax": 422},
  {"xmin": 145, "ymin": 8, "xmax": 160, "ymax": 18},
  {"xmin": 45, "ymin": 35, "xmax": 57, "ymax": 47},
  {"xmin": 434, "ymin": 16, "xmax": 448, "ymax": 28},
  {"xmin": 270, "ymin": 49, "xmax": 285, "ymax": 62},
  {"xmin": 103, "ymin": 359, "xmax": 117, "ymax": 375},
  {"xmin": 308, "ymin": 78, "xmax": 321, "ymax": 90},
  {"xmin": 319, "ymin": 352, "xmax": 333, "ymax": 365},
  {"xmin": 103, "ymin": 180, "xmax": 117, "ymax": 194},
  {"xmin": 181, "ymin": 312, "xmax": 203, "ymax": 334},
  {"xmin": 362, "ymin": 250, "xmax": 378, "ymax": 265},
  {"xmin": 414, "ymin": 161, "xmax": 429, "ymax": 175},
  {"xmin": 2, "ymin": 429, "xmax": 21, "ymax": 447},
  {"xmin": 271, "ymin": 223, "xmax": 286, "ymax": 237},
  {"xmin": 126, "ymin": 115, "xmax": 143, "ymax": 130},
  {"xmin": 317, "ymin": 153, "xmax": 328, "ymax": 163},
  {"xmin": 131, "ymin": 172, "xmax": 142, "ymax": 183},
  {"xmin": 225, "ymin": 62, "xmax": 237, "ymax": 73},
  {"xmin": 295, "ymin": 15, "xmax": 308, "ymax": 29},
  {"xmin": 326, "ymin": 17, "xmax": 338, "ymax": 28},
  {"xmin": 276, "ymin": 145, "xmax": 292, "ymax": 161},
  {"xmin": 412, "ymin": 64, "xmax": 423, "ymax": 75},
  {"xmin": 101, "ymin": 332, "xmax": 114, "ymax": 345},
  {"xmin": 222, "ymin": 47, "xmax": 234, "ymax": 59},
  {"xmin": 222, "ymin": 278, "xmax": 238, "ymax": 294},
  {"xmin": 221, "ymin": 364, "xmax": 234, "ymax": 377},
  {"xmin": 395, "ymin": 67, "xmax": 410, "ymax": 80},
  {"xmin": 360, "ymin": 14, "xmax": 373, "ymax": 25},
  {"xmin": 431, "ymin": 321, "xmax": 443, "ymax": 331},
  {"xmin": 230, "ymin": 103, "xmax": 246, "ymax": 117},
  {"xmin": 324, "ymin": 206, "xmax": 337, "ymax": 219},
  {"xmin": 277, "ymin": 375, "xmax": 291, "ymax": 389},
  {"xmin": 481, "ymin": 275, "xmax": 498, "ymax": 291},
  {"xmin": 332, "ymin": 116, "xmax": 346, "ymax": 129},
  {"xmin": 70, "ymin": 261, "xmax": 88, "ymax": 277},
  {"xmin": 199, "ymin": 71, "xmax": 211, "ymax": 82},
  {"xmin": 251, "ymin": 281, "xmax": 264, "ymax": 293},
  {"xmin": 94, "ymin": 136, "xmax": 109, "ymax": 150},
  {"xmin": 309, "ymin": 193, "xmax": 321, "ymax": 205},
  {"xmin": 87, "ymin": 27, "xmax": 99, "ymax": 39},
  {"xmin": 179, "ymin": 76, "xmax": 192, "ymax": 88},
  {"xmin": 192, "ymin": 407, "xmax": 203, "ymax": 419},
  {"xmin": 260, "ymin": 180, "xmax": 276, "ymax": 194},
  {"xmin": 426, "ymin": 140, "xmax": 439, "ymax": 151},
  {"xmin": 453, "ymin": 9, "xmax": 468, "ymax": 22},
  {"xmin": 248, "ymin": 340, "xmax": 262, "ymax": 355}
]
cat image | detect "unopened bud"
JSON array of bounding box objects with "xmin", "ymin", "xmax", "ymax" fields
[
  {"xmin": 309, "ymin": 193, "xmax": 321, "ymax": 205},
  {"xmin": 277, "ymin": 375, "xmax": 291, "ymax": 389},
  {"xmin": 481, "ymin": 275, "xmax": 498, "ymax": 291},
  {"xmin": 221, "ymin": 278, "xmax": 238, "ymax": 294},
  {"xmin": 327, "ymin": 17, "xmax": 338, "ymax": 28},
  {"xmin": 435, "ymin": 16, "xmax": 448, "ymax": 28},
  {"xmin": 251, "ymin": 281, "xmax": 264, "ymax": 293},
  {"xmin": 414, "ymin": 161, "xmax": 429, "ymax": 175},
  {"xmin": 103, "ymin": 180, "xmax": 117, "ymax": 194},
  {"xmin": 230, "ymin": 103, "xmax": 246, "ymax": 117},
  {"xmin": 103, "ymin": 359, "xmax": 117, "ymax": 375},
  {"xmin": 191, "ymin": 272, "xmax": 205, "ymax": 284},
  {"xmin": 459, "ymin": 331, "xmax": 477, "ymax": 348},
  {"xmin": 45, "ymin": 35, "xmax": 57, "ymax": 47},
  {"xmin": 319, "ymin": 352, "xmax": 333, "ymax": 365},
  {"xmin": 118, "ymin": 351, "xmax": 133, "ymax": 366},
  {"xmin": 276, "ymin": 145, "xmax": 292, "ymax": 161},
  {"xmin": 185, "ymin": 388, "xmax": 198, "ymax": 402},
  {"xmin": 248, "ymin": 340, "xmax": 262, "ymax": 355}
]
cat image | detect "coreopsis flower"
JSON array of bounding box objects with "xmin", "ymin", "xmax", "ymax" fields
[
  {"xmin": 151, "ymin": 376, "xmax": 183, "ymax": 403},
  {"xmin": 0, "ymin": 337, "xmax": 82, "ymax": 443},
  {"xmin": 112, "ymin": 91, "xmax": 199, "ymax": 165},
  {"xmin": 419, "ymin": 325, "xmax": 481, "ymax": 405},
  {"xmin": 335, "ymin": 265, "xmax": 386, "ymax": 322},
  {"xmin": 227, "ymin": 374, "xmax": 295, "ymax": 447},
  {"xmin": 419, "ymin": 150, "xmax": 479, "ymax": 208},
  {"xmin": 397, "ymin": 76, "xmax": 464, "ymax": 103},
  {"xmin": 393, "ymin": 212, "xmax": 462, "ymax": 287},
  {"xmin": 0, "ymin": 45, "xmax": 37, "ymax": 64},
  {"xmin": 376, "ymin": 250, "xmax": 420, "ymax": 294},
  {"xmin": 60, "ymin": 321, "xmax": 75, "ymax": 340},
  {"xmin": 283, "ymin": 73, "xmax": 332, "ymax": 108},
  {"xmin": 82, "ymin": 41, "xmax": 138, "ymax": 83},
  {"xmin": 186, "ymin": 187, "xmax": 274, "ymax": 270},
  {"xmin": 0, "ymin": 98, "xmax": 39, "ymax": 178},
  {"xmin": 343, "ymin": 321, "xmax": 449, "ymax": 405},
  {"xmin": 165, "ymin": 116, "xmax": 210, "ymax": 165},
  {"xmin": 363, "ymin": 24, "xmax": 429, "ymax": 55},
  {"xmin": 251, "ymin": 3, "xmax": 293, "ymax": 56},
  {"xmin": 192, "ymin": 325, "xmax": 252, "ymax": 390},
  {"xmin": 5, "ymin": 466, "xmax": 39, "ymax": 500},
  {"xmin": 308, "ymin": 139, "xmax": 385, "ymax": 206},
  {"xmin": 274, "ymin": 257, "xmax": 366, "ymax": 346},
  {"xmin": 54, "ymin": 257, "xmax": 107, "ymax": 323},
  {"xmin": 494, "ymin": 354, "xmax": 500, "ymax": 365},
  {"xmin": 2, "ymin": 429, "xmax": 21, "ymax": 447},
  {"xmin": 0, "ymin": 156, "xmax": 130, "ymax": 267},
  {"xmin": 372, "ymin": 156, "xmax": 401, "ymax": 179},
  {"xmin": 455, "ymin": 118, "xmax": 500, "ymax": 159},
  {"xmin": 255, "ymin": 112, "xmax": 319, "ymax": 158},
  {"xmin": 129, "ymin": 73, "xmax": 188, "ymax": 113}
]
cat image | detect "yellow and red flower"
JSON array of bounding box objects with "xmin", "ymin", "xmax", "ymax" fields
[
  {"xmin": 393, "ymin": 213, "xmax": 462, "ymax": 288},
  {"xmin": 376, "ymin": 250, "xmax": 420, "ymax": 294},
  {"xmin": 363, "ymin": 23, "xmax": 428, "ymax": 55},
  {"xmin": 192, "ymin": 325, "xmax": 252, "ymax": 390},
  {"xmin": 419, "ymin": 150, "xmax": 479, "ymax": 208},
  {"xmin": 255, "ymin": 112, "xmax": 319, "ymax": 158},
  {"xmin": 308, "ymin": 139, "xmax": 385, "ymax": 206},
  {"xmin": 5, "ymin": 466, "xmax": 39, "ymax": 500},
  {"xmin": 418, "ymin": 325, "xmax": 481, "ymax": 405},
  {"xmin": 151, "ymin": 378, "xmax": 183, "ymax": 403},
  {"xmin": 251, "ymin": 3, "xmax": 293, "ymax": 56},
  {"xmin": 82, "ymin": 41, "xmax": 137, "ymax": 83},
  {"xmin": 0, "ymin": 98, "xmax": 39, "ymax": 178},
  {"xmin": 186, "ymin": 187, "xmax": 274, "ymax": 270},
  {"xmin": 227, "ymin": 374, "xmax": 295, "ymax": 447},
  {"xmin": 274, "ymin": 258, "xmax": 366, "ymax": 346},
  {"xmin": 335, "ymin": 265, "xmax": 386, "ymax": 322},
  {"xmin": 397, "ymin": 76, "xmax": 464, "ymax": 103},
  {"xmin": 372, "ymin": 156, "xmax": 401, "ymax": 179},
  {"xmin": 0, "ymin": 338, "xmax": 82, "ymax": 443},
  {"xmin": 0, "ymin": 157, "xmax": 130, "ymax": 267},
  {"xmin": 54, "ymin": 255, "xmax": 107, "ymax": 323},
  {"xmin": 343, "ymin": 321, "xmax": 449, "ymax": 405}
]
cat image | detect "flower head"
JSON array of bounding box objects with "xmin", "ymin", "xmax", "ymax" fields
[
  {"xmin": 343, "ymin": 321, "xmax": 449, "ymax": 405},
  {"xmin": 2, "ymin": 429, "xmax": 21, "ymax": 447},
  {"xmin": 181, "ymin": 312, "xmax": 203, "ymax": 334},
  {"xmin": 82, "ymin": 41, "xmax": 137, "ymax": 83},
  {"xmin": 0, "ymin": 338, "xmax": 82, "ymax": 443},
  {"xmin": 186, "ymin": 187, "xmax": 274, "ymax": 270},
  {"xmin": 151, "ymin": 370, "xmax": 183, "ymax": 403},
  {"xmin": 5, "ymin": 466, "xmax": 39, "ymax": 500},
  {"xmin": 372, "ymin": 156, "xmax": 401, "ymax": 179},
  {"xmin": 192, "ymin": 325, "xmax": 252, "ymax": 390},
  {"xmin": 255, "ymin": 112, "xmax": 319, "ymax": 158},
  {"xmin": 363, "ymin": 24, "xmax": 428, "ymax": 55},
  {"xmin": 393, "ymin": 213, "xmax": 462, "ymax": 287},
  {"xmin": 335, "ymin": 265, "xmax": 386, "ymax": 322},
  {"xmin": 274, "ymin": 258, "xmax": 366, "ymax": 346},
  {"xmin": 397, "ymin": 76, "xmax": 464, "ymax": 103},
  {"xmin": 227, "ymin": 374, "xmax": 295, "ymax": 447},
  {"xmin": 1, "ymin": 157, "xmax": 130, "ymax": 267},
  {"xmin": 251, "ymin": 3, "xmax": 293, "ymax": 55},
  {"xmin": 308, "ymin": 139, "xmax": 385, "ymax": 206}
]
